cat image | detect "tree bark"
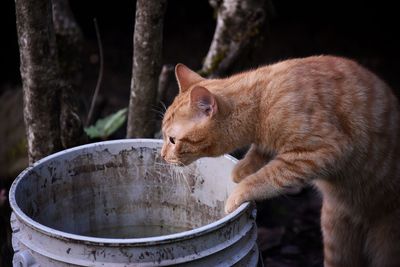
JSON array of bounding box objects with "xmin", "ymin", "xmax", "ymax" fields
[
  {"xmin": 52, "ymin": 0, "xmax": 83, "ymax": 88},
  {"xmin": 15, "ymin": 0, "xmax": 62, "ymax": 163},
  {"xmin": 201, "ymin": 0, "xmax": 269, "ymax": 77},
  {"xmin": 157, "ymin": 64, "xmax": 174, "ymax": 105},
  {"xmin": 52, "ymin": 0, "xmax": 87, "ymax": 148},
  {"xmin": 127, "ymin": 0, "xmax": 167, "ymax": 138}
]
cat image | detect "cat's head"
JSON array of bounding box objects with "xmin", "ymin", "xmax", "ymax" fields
[{"xmin": 161, "ymin": 64, "xmax": 225, "ymax": 165}]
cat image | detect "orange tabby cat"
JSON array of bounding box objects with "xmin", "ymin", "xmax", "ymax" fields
[{"xmin": 161, "ymin": 56, "xmax": 400, "ymax": 267}]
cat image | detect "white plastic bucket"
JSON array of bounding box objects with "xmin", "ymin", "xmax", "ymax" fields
[{"xmin": 9, "ymin": 139, "xmax": 259, "ymax": 266}]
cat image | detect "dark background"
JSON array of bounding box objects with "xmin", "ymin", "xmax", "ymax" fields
[
  {"xmin": 2, "ymin": 1, "xmax": 400, "ymax": 99},
  {"xmin": 1, "ymin": 1, "xmax": 399, "ymax": 266}
]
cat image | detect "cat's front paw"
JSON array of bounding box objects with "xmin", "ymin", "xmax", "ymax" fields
[
  {"xmin": 232, "ymin": 160, "xmax": 253, "ymax": 183},
  {"xmin": 225, "ymin": 186, "xmax": 248, "ymax": 213}
]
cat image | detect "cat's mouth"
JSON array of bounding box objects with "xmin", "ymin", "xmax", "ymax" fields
[
  {"xmin": 163, "ymin": 158, "xmax": 186, "ymax": 166},
  {"xmin": 169, "ymin": 161, "xmax": 185, "ymax": 167},
  {"xmin": 164, "ymin": 157, "xmax": 195, "ymax": 166}
]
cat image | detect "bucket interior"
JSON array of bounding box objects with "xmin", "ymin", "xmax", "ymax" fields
[{"xmin": 14, "ymin": 141, "xmax": 237, "ymax": 238}]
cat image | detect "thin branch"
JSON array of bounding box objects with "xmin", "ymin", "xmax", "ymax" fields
[{"xmin": 86, "ymin": 18, "xmax": 104, "ymax": 126}]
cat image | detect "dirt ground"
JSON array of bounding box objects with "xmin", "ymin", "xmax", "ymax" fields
[{"xmin": 256, "ymin": 188, "xmax": 323, "ymax": 267}]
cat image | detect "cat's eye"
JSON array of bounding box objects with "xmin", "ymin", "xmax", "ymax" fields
[{"xmin": 169, "ymin": 136, "xmax": 176, "ymax": 144}]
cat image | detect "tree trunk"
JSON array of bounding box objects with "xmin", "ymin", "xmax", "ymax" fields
[
  {"xmin": 15, "ymin": 0, "xmax": 62, "ymax": 163},
  {"xmin": 201, "ymin": 0, "xmax": 269, "ymax": 77},
  {"xmin": 127, "ymin": 0, "xmax": 167, "ymax": 138},
  {"xmin": 157, "ymin": 64, "xmax": 174, "ymax": 105},
  {"xmin": 52, "ymin": 0, "xmax": 87, "ymax": 148}
]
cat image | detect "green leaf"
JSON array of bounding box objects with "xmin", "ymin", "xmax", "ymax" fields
[{"xmin": 84, "ymin": 108, "xmax": 127, "ymax": 139}]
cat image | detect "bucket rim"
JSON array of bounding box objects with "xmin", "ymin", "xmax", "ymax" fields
[{"xmin": 9, "ymin": 139, "xmax": 251, "ymax": 245}]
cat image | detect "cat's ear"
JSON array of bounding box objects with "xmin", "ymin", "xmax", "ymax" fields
[
  {"xmin": 175, "ymin": 64, "xmax": 204, "ymax": 93},
  {"xmin": 190, "ymin": 86, "xmax": 217, "ymax": 117}
]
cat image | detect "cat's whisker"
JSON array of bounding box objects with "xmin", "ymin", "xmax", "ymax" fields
[
  {"xmin": 159, "ymin": 101, "xmax": 167, "ymax": 113},
  {"xmin": 150, "ymin": 108, "xmax": 165, "ymax": 120},
  {"xmin": 163, "ymin": 161, "xmax": 190, "ymax": 192},
  {"xmin": 151, "ymin": 103, "xmax": 167, "ymax": 119},
  {"xmin": 177, "ymin": 168, "xmax": 191, "ymax": 192},
  {"xmin": 154, "ymin": 161, "xmax": 170, "ymax": 166}
]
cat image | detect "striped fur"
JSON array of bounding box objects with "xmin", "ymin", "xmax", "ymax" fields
[{"xmin": 161, "ymin": 56, "xmax": 400, "ymax": 266}]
